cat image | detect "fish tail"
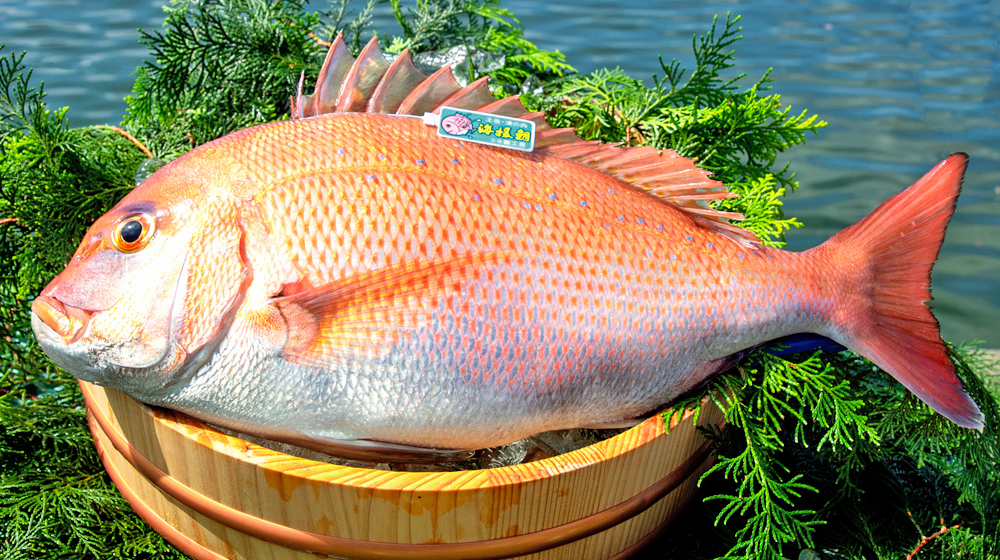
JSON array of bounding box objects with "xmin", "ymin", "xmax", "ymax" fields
[{"xmin": 817, "ymin": 153, "xmax": 983, "ymax": 429}]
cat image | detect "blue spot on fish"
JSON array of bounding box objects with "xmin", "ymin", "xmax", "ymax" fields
[
  {"xmin": 581, "ymin": 201, "xmax": 588, "ymax": 207},
  {"xmin": 608, "ymin": 188, "xmax": 615, "ymax": 194},
  {"xmin": 494, "ymin": 178, "xmax": 503, "ymax": 184},
  {"xmin": 337, "ymin": 148, "xmax": 345, "ymax": 155},
  {"xmin": 686, "ymin": 236, "xmax": 693, "ymax": 241},
  {"xmin": 618, "ymin": 216, "xmax": 625, "ymax": 221},
  {"xmin": 707, "ymin": 242, "xmax": 713, "ymax": 248},
  {"xmin": 451, "ymin": 158, "xmax": 459, "ymax": 163},
  {"xmin": 378, "ymin": 154, "xmax": 386, "ymax": 159},
  {"xmin": 670, "ymin": 254, "xmax": 677, "ymax": 261},
  {"xmin": 523, "ymin": 202, "xmax": 531, "ymax": 209},
  {"xmin": 549, "ymin": 193, "xmax": 558, "ymax": 200},
  {"xmin": 646, "ymin": 249, "xmax": 653, "ymax": 257},
  {"xmin": 637, "ymin": 218, "xmax": 644, "ymax": 224},
  {"xmin": 534, "ymin": 204, "xmax": 543, "ymax": 210},
  {"xmin": 738, "ymin": 253, "xmax": 744, "ymax": 259},
  {"xmin": 473, "ymin": 194, "xmax": 481, "ymax": 201},
  {"xmin": 366, "ymin": 175, "xmax": 374, "ymax": 181},
  {"xmin": 657, "ymin": 225, "xmax": 664, "ymax": 230},
  {"xmin": 416, "ymin": 159, "xmax": 425, "ymax": 165}
]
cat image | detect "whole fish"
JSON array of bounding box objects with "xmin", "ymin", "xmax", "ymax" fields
[{"xmin": 31, "ymin": 37, "xmax": 982, "ymax": 459}]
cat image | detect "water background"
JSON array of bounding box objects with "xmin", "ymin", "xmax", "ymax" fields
[{"xmin": 1, "ymin": 0, "xmax": 998, "ymax": 346}]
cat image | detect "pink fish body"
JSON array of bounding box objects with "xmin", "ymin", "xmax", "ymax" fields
[{"xmin": 31, "ymin": 37, "xmax": 982, "ymax": 458}]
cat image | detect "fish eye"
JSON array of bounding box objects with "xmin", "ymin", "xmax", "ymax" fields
[
  {"xmin": 112, "ymin": 214, "xmax": 155, "ymax": 252},
  {"xmin": 121, "ymin": 220, "xmax": 142, "ymax": 243}
]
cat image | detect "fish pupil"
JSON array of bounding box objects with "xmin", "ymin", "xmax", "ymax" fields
[{"xmin": 121, "ymin": 220, "xmax": 143, "ymax": 243}]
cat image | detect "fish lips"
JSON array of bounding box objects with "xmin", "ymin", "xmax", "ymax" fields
[
  {"xmin": 32, "ymin": 295, "xmax": 92, "ymax": 345},
  {"xmin": 30, "ymin": 303, "xmax": 108, "ymax": 383},
  {"xmin": 30, "ymin": 250, "xmax": 192, "ymax": 394}
]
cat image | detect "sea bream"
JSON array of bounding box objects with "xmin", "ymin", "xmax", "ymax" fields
[{"xmin": 31, "ymin": 37, "xmax": 983, "ymax": 458}]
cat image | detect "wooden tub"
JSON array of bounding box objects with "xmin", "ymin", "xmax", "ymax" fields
[{"xmin": 81, "ymin": 380, "xmax": 724, "ymax": 560}]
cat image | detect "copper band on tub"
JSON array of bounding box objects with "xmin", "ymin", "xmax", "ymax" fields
[
  {"xmin": 89, "ymin": 409, "xmax": 229, "ymax": 560},
  {"xmin": 82, "ymin": 381, "xmax": 713, "ymax": 560}
]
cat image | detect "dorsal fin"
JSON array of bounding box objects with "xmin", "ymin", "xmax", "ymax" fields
[
  {"xmin": 367, "ymin": 49, "xmax": 428, "ymax": 113},
  {"xmin": 291, "ymin": 35, "xmax": 757, "ymax": 244},
  {"xmin": 334, "ymin": 37, "xmax": 390, "ymax": 112},
  {"xmin": 437, "ymin": 76, "xmax": 495, "ymax": 110},
  {"xmin": 292, "ymin": 35, "xmax": 354, "ymax": 118},
  {"xmin": 396, "ymin": 65, "xmax": 462, "ymax": 115}
]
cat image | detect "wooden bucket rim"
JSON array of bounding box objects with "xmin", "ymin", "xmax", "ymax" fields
[
  {"xmin": 81, "ymin": 380, "xmax": 709, "ymax": 487},
  {"xmin": 84, "ymin": 379, "xmax": 715, "ymax": 559}
]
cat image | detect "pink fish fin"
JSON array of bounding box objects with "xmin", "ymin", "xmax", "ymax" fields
[
  {"xmin": 535, "ymin": 128, "xmax": 585, "ymax": 149},
  {"xmin": 545, "ymin": 141, "xmax": 758, "ymax": 243},
  {"xmin": 434, "ymin": 76, "xmax": 496, "ymax": 110},
  {"xmin": 366, "ymin": 48, "xmax": 428, "ymax": 114},
  {"xmin": 292, "ymin": 36, "xmax": 546, "ymax": 122},
  {"xmin": 292, "ymin": 37, "xmax": 567, "ymax": 137},
  {"xmin": 691, "ymin": 215, "xmax": 760, "ymax": 245},
  {"xmin": 334, "ymin": 37, "xmax": 391, "ymax": 112},
  {"xmin": 395, "ymin": 65, "xmax": 463, "ymax": 115},
  {"xmin": 520, "ymin": 111, "xmax": 553, "ymax": 131},
  {"xmin": 274, "ymin": 251, "xmax": 511, "ymax": 368},
  {"xmin": 290, "ymin": 72, "xmax": 306, "ymax": 119},
  {"xmin": 815, "ymin": 153, "xmax": 983, "ymax": 429},
  {"xmin": 293, "ymin": 34, "xmax": 355, "ymax": 118},
  {"xmin": 474, "ymin": 95, "xmax": 531, "ymax": 117}
]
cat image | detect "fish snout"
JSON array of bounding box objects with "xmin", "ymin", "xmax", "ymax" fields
[{"xmin": 31, "ymin": 295, "xmax": 94, "ymax": 345}]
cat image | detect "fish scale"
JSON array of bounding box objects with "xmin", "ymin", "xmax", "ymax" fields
[{"xmin": 30, "ymin": 35, "xmax": 982, "ymax": 459}]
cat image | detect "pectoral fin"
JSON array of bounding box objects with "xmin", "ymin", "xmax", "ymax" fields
[{"xmin": 274, "ymin": 252, "xmax": 508, "ymax": 368}]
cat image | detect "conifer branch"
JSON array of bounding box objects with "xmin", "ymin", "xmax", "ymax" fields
[
  {"xmin": 906, "ymin": 522, "xmax": 962, "ymax": 560},
  {"xmin": 98, "ymin": 126, "xmax": 154, "ymax": 158}
]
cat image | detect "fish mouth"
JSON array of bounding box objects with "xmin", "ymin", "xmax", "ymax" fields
[{"xmin": 31, "ymin": 295, "xmax": 94, "ymax": 345}]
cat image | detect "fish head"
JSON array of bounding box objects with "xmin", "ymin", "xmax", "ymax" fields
[{"xmin": 30, "ymin": 147, "xmax": 249, "ymax": 399}]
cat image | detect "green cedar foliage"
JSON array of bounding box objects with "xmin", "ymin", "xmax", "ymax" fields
[
  {"xmin": 665, "ymin": 345, "xmax": 999, "ymax": 560},
  {"xmin": 124, "ymin": 0, "xmax": 327, "ymax": 159},
  {"xmin": 1, "ymin": 47, "xmax": 184, "ymax": 559},
  {"xmin": 0, "ymin": 2, "xmax": 996, "ymax": 559},
  {"xmin": 380, "ymin": 0, "xmax": 574, "ymax": 88}
]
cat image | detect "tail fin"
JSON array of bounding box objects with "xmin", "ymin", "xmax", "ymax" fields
[{"xmin": 819, "ymin": 153, "xmax": 983, "ymax": 429}]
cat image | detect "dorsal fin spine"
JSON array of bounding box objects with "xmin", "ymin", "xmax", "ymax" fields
[
  {"xmin": 435, "ymin": 76, "xmax": 495, "ymax": 110},
  {"xmin": 367, "ymin": 49, "xmax": 428, "ymax": 114},
  {"xmin": 312, "ymin": 35, "xmax": 354, "ymax": 115},
  {"xmin": 334, "ymin": 38, "xmax": 390, "ymax": 112}
]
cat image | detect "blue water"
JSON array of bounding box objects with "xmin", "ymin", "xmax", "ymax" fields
[{"xmin": 1, "ymin": 0, "xmax": 998, "ymax": 345}]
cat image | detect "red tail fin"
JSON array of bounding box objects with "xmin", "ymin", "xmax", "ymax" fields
[{"xmin": 819, "ymin": 153, "xmax": 983, "ymax": 429}]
